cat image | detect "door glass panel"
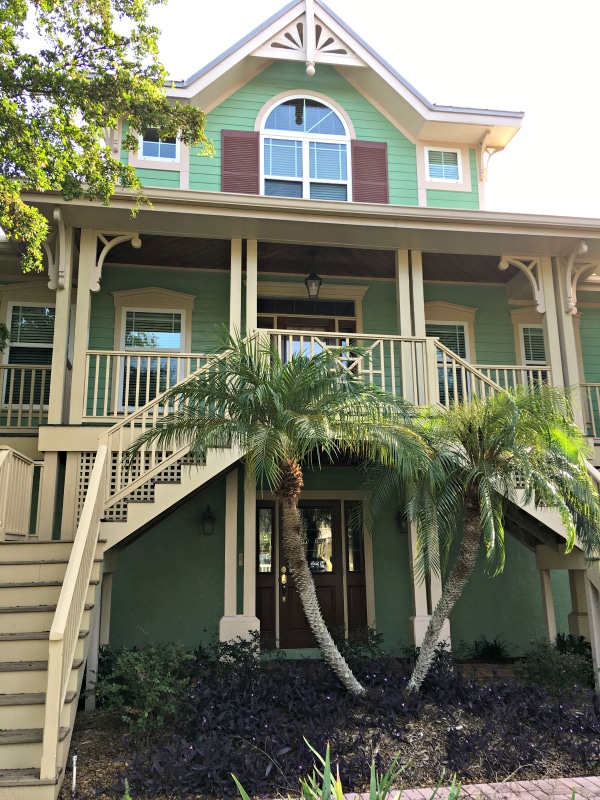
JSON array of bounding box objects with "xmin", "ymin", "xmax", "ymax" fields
[
  {"xmin": 345, "ymin": 503, "xmax": 364, "ymax": 573},
  {"xmin": 258, "ymin": 507, "xmax": 274, "ymax": 573},
  {"xmin": 300, "ymin": 508, "xmax": 333, "ymax": 572}
]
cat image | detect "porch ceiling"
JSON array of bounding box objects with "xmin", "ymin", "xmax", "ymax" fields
[{"xmin": 105, "ymin": 236, "xmax": 517, "ymax": 283}]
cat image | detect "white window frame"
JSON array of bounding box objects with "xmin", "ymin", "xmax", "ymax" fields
[
  {"xmin": 424, "ymin": 147, "xmax": 463, "ymax": 184},
  {"xmin": 120, "ymin": 307, "xmax": 186, "ymax": 353},
  {"xmin": 259, "ymin": 95, "xmax": 352, "ymax": 201},
  {"xmin": 3, "ymin": 301, "xmax": 56, "ymax": 410},
  {"xmin": 137, "ymin": 128, "xmax": 181, "ymax": 163},
  {"xmin": 518, "ymin": 324, "xmax": 547, "ymax": 366}
]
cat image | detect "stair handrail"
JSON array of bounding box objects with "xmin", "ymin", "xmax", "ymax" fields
[
  {"xmin": 100, "ymin": 340, "xmax": 249, "ymax": 511},
  {"xmin": 430, "ymin": 339, "xmax": 502, "ymax": 403},
  {"xmin": 40, "ymin": 445, "xmax": 108, "ymax": 781}
]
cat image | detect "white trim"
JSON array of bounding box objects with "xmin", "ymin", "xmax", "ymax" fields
[
  {"xmin": 137, "ymin": 129, "xmax": 181, "ymax": 163},
  {"xmin": 119, "ymin": 308, "xmax": 186, "ymax": 353},
  {"xmin": 518, "ymin": 323, "xmax": 547, "ymax": 366},
  {"xmin": 112, "ymin": 288, "xmax": 195, "ymax": 352},
  {"xmin": 424, "ymin": 301, "xmax": 477, "ymax": 361},
  {"xmin": 416, "ymin": 142, "xmax": 473, "ymax": 196},
  {"xmin": 257, "ymin": 281, "xmax": 368, "ymax": 331}
]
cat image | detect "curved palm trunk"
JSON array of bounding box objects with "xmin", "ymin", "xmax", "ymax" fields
[
  {"xmin": 407, "ymin": 493, "xmax": 481, "ymax": 693},
  {"xmin": 276, "ymin": 458, "xmax": 366, "ymax": 696}
]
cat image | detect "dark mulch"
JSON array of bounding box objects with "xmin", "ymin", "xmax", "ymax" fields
[{"xmin": 58, "ymin": 659, "xmax": 600, "ymax": 800}]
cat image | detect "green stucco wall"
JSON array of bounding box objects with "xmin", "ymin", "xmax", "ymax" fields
[
  {"xmin": 426, "ymin": 150, "xmax": 479, "ymax": 210},
  {"xmin": 109, "ymin": 479, "xmax": 227, "ymax": 649}
]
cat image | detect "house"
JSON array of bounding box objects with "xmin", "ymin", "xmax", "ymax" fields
[{"xmin": 1, "ymin": 0, "xmax": 600, "ymax": 795}]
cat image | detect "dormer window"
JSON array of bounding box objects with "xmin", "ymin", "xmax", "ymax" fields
[
  {"xmin": 140, "ymin": 128, "xmax": 179, "ymax": 162},
  {"xmin": 261, "ymin": 97, "xmax": 350, "ymax": 201},
  {"xmin": 425, "ymin": 147, "xmax": 461, "ymax": 182}
]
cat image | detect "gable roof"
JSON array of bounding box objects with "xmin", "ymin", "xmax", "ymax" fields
[{"xmin": 167, "ymin": 0, "xmax": 522, "ymax": 150}]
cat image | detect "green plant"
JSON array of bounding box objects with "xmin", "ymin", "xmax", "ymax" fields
[
  {"xmin": 232, "ymin": 740, "xmax": 461, "ymax": 800},
  {"xmin": 516, "ymin": 640, "xmax": 594, "ymax": 692},
  {"xmin": 0, "ymin": 322, "xmax": 9, "ymax": 353},
  {"xmin": 555, "ymin": 632, "xmax": 592, "ymax": 657},
  {"xmin": 329, "ymin": 625, "xmax": 386, "ymax": 666},
  {"xmin": 471, "ymin": 635, "xmax": 513, "ymax": 663},
  {"xmin": 122, "ymin": 779, "xmax": 133, "ymax": 800},
  {"xmin": 95, "ymin": 641, "xmax": 194, "ymax": 734}
]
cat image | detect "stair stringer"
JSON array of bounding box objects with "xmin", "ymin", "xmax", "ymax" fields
[{"xmin": 101, "ymin": 445, "xmax": 244, "ymax": 549}]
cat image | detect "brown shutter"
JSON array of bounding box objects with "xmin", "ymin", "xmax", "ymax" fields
[
  {"xmin": 221, "ymin": 130, "xmax": 259, "ymax": 194},
  {"xmin": 351, "ymin": 140, "xmax": 389, "ymax": 204}
]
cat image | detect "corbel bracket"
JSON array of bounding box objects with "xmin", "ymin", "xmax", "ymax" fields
[
  {"xmin": 43, "ymin": 207, "xmax": 66, "ymax": 290},
  {"xmin": 479, "ymin": 130, "xmax": 503, "ymax": 182},
  {"xmin": 91, "ymin": 232, "xmax": 142, "ymax": 292},
  {"xmin": 499, "ymin": 256, "xmax": 545, "ymax": 313},
  {"xmin": 562, "ymin": 240, "xmax": 599, "ymax": 314}
]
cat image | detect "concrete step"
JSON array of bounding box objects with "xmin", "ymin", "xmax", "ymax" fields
[
  {"xmin": 0, "ymin": 629, "xmax": 88, "ymax": 662},
  {"xmin": 0, "ymin": 727, "xmax": 69, "ymax": 770},
  {"xmin": 0, "ymin": 691, "xmax": 76, "ymax": 729},
  {"xmin": 0, "ymin": 559, "xmax": 101, "ymax": 584},
  {"xmin": 0, "ymin": 659, "xmax": 83, "ymax": 694},
  {"xmin": 0, "ymin": 604, "xmax": 92, "ymax": 634},
  {"xmin": 0, "ymin": 581, "xmax": 97, "ymax": 608},
  {"xmin": 0, "ymin": 540, "xmax": 106, "ymax": 562}
]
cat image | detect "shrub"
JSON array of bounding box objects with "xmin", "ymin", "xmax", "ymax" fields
[
  {"xmin": 470, "ymin": 634, "xmax": 513, "ymax": 663},
  {"xmin": 516, "ymin": 640, "xmax": 594, "ymax": 692}
]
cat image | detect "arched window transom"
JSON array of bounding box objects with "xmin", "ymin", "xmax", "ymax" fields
[{"xmin": 261, "ymin": 97, "xmax": 350, "ymax": 201}]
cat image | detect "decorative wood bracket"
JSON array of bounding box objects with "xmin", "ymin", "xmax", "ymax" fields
[
  {"xmin": 44, "ymin": 207, "xmax": 66, "ymax": 290},
  {"xmin": 478, "ymin": 130, "xmax": 503, "ymax": 182},
  {"xmin": 91, "ymin": 232, "xmax": 142, "ymax": 292},
  {"xmin": 499, "ymin": 256, "xmax": 545, "ymax": 313},
  {"xmin": 562, "ymin": 241, "xmax": 600, "ymax": 314}
]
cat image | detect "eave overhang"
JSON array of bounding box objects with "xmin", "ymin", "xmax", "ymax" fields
[{"xmin": 23, "ymin": 188, "xmax": 600, "ymax": 261}]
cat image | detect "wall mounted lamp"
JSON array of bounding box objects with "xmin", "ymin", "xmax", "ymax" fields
[{"xmin": 200, "ymin": 505, "xmax": 216, "ymax": 536}]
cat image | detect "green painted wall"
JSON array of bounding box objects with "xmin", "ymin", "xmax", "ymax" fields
[
  {"xmin": 423, "ymin": 283, "xmax": 515, "ymax": 364},
  {"xmin": 578, "ymin": 302, "xmax": 600, "ymax": 382},
  {"xmin": 188, "ymin": 61, "xmax": 418, "ymax": 206},
  {"xmin": 134, "ymin": 168, "xmax": 180, "ymax": 190},
  {"xmin": 89, "ymin": 265, "xmax": 230, "ymax": 353},
  {"xmin": 426, "ymin": 150, "xmax": 479, "ymax": 210},
  {"xmin": 109, "ymin": 480, "xmax": 227, "ymax": 649}
]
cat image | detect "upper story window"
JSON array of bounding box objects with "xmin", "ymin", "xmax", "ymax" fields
[
  {"xmin": 139, "ymin": 128, "xmax": 179, "ymax": 162},
  {"xmin": 261, "ymin": 97, "xmax": 350, "ymax": 201},
  {"xmin": 425, "ymin": 147, "xmax": 461, "ymax": 182}
]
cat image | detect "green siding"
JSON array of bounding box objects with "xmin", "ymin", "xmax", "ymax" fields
[
  {"xmin": 426, "ymin": 150, "xmax": 479, "ymax": 210},
  {"xmin": 423, "ymin": 283, "xmax": 515, "ymax": 364},
  {"xmin": 89, "ymin": 266, "xmax": 230, "ymax": 354},
  {"xmin": 135, "ymin": 168, "xmax": 180, "ymax": 190},
  {"xmin": 190, "ymin": 61, "xmax": 418, "ymax": 206},
  {"xmin": 578, "ymin": 303, "xmax": 600, "ymax": 382}
]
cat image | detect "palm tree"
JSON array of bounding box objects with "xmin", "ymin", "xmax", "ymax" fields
[
  {"xmin": 405, "ymin": 385, "xmax": 600, "ymax": 692},
  {"xmin": 127, "ymin": 333, "xmax": 429, "ymax": 696}
]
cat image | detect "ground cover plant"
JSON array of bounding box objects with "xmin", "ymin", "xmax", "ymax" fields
[{"xmin": 84, "ymin": 639, "xmax": 600, "ymax": 800}]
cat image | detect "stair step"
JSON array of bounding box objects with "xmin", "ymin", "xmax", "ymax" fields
[
  {"xmin": 0, "ymin": 630, "xmax": 89, "ymax": 661},
  {"xmin": 0, "ymin": 659, "xmax": 84, "ymax": 692},
  {"xmin": 0, "ymin": 603, "xmax": 93, "ymax": 614},
  {"xmin": 0, "ymin": 691, "xmax": 76, "ymax": 706},
  {"xmin": 0, "ymin": 558, "xmax": 101, "ymax": 583},
  {"xmin": 0, "ymin": 727, "xmax": 69, "ymax": 745},
  {"xmin": 0, "ymin": 659, "xmax": 83, "ymax": 672},
  {"xmin": 0, "ymin": 767, "xmax": 61, "ymax": 786},
  {"xmin": 0, "ymin": 630, "xmax": 88, "ymax": 642},
  {"xmin": 0, "ymin": 604, "xmax": 93, "ymax": 635},
  {"xmin": 0, "ymin": 580, "xmax": 98, "ymax": 607}
]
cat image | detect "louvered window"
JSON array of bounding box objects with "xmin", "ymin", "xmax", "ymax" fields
[
  {"xmin": 426, "ymin": 148, "xmax": 461, "ymax": 182},
  {"xmin": 261, "ymin": 97, "xmax": 350, "ymax": 201},
  {"xmin": 426, "ymin": 323, "xmax": 468, "ymax": 403},
  {"xmin": 122, "ymin": 310, "xmax": 183, "ymax": 409},
  {"xmin": 140, "ymin": 128, "xmax": 178, "ymax": 162},
  {"xmin": 5, "ymin": 305, "xmax": 55, "ymax": 406},
  {"xmin": 522, "ymin": 327, "xmax": 546, "ymax": 364}
]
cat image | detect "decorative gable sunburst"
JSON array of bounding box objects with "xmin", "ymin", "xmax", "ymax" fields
[{"xmin": 252, "ymin": 7, "xmax": 364, "ymax": 72}]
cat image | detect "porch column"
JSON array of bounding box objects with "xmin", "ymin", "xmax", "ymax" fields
[
  {"xmin": 230, "ymin": 238, "xmax": 242, "ymax": 335},
  {"xmin": 69, "ymin": 228, "xmax": 95, "ymax": 424},
  {"xmin": 583, "ymin": 574, "xmax": 600, "ymax": 690},
  {"xmin": 539, "ymin": 256, "xmax": 565, "ymax": 388},
  {"xmin": 59, "ymin": 451, "xmax": 80, "ymax": 540},
  {"xmin": 246, "ymin": 239, "xmax": 258, "ymax": 336},
  {"xmin": 395, "ymin": 249, "xmax": 411, "ymax": 336},
  {"xmin": 47, "ymin": 226, "xmax": 74, "ymax": 425},
  {"xmin": 552, "ymin": 258, "xmax": 586, "ymax": 429},
  {"xmin": 243, "ymin": 475, "xmax": 258, "ymax": 618},
  {"xmin": 568, "ymin": 569, "xmax": 589, "ymax": 638},
  {"xmin": 37, "ymin": 451, "xmax": 59, "ymax": 540},
  {"xmin": 539, "ymin": 568, "xmax": 557, "ymax": 643},
  {"xmin": 410, "ymin": 250, "xmax": 426, "ymax": 337}
]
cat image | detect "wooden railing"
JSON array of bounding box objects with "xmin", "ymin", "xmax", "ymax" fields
[
  {"xmin": 266, "ymin": 330, "xmax": 502, "ymax": 407},
  {"xmin": 0, "ymin": 446, "xmax": 36, "ymax": 540},
  {"xmin": 40, "ymin": 445, "xmax": 107, "ymax": 780},
  {"xmin": 582, "ymin": 383, "xmax": 600, "ymax": 439},
  {"xmin": 84, "ymin": 351, "xmax": 209, "ymax": 420},
  {"xmin": 475, "ymin": 364, "xmax": 552, "ymax": 390},
  {"xmin": 0, "ymin": 364, "xmax": 50, "ymax": 427}
]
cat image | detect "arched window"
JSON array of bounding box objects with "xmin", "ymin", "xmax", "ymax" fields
[{"xmin": 261, "ymin": 97, "xmax": 351, "ymax": 201}]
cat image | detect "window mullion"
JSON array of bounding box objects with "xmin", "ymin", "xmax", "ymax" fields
[{"xmin": 302, "ymin": 140, "xmax": 310, "ymax": 199}]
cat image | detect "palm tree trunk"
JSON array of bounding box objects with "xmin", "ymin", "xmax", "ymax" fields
[
  {"xmin": 407, "ymin": 493, "xmax": 481, "ymax": 693},
  {"xmin": 276, "ymin": 458, "xmax": 366, "ymax": 696}
]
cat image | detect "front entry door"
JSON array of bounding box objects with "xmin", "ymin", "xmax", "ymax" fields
[{"xmin": 256, "ymin": 500, "xmax": 367, "ymax": 649}]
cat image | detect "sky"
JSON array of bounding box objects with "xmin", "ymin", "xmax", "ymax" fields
[{"xmin": 147, "ymin": 0, "xmax": 600, "ymax": 220}]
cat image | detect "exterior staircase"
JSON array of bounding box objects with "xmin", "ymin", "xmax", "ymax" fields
[{"xmin": 0, "ymin": 539, "xmax": 104, "ymax": 799}]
